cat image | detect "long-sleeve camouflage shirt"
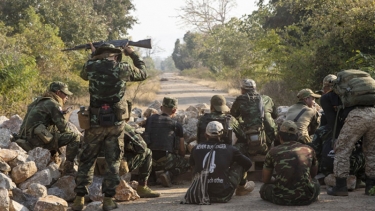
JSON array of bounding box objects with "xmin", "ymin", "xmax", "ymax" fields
[{"xmin": 80, "ymin": 52, "xmax": 147, "ymax": 107}]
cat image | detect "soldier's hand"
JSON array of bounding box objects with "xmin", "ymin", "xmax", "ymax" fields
[{"xmin": 123, "ymin": 45, "xmax": 134, "ymax": 56}]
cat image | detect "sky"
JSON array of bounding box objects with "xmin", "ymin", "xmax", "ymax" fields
[{"xmin": 128, "ymin": 0, "xmax": 259, "ymax": 59}]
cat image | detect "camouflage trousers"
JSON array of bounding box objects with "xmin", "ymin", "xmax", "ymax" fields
[
  {"xmin": 123, "ymin": 148, "xmax": 152, "ymax": 183},
  {"xmin": 210, "ymin": 162, "xmax": 247, "ymax": 203},
  {"xmin": 310, "ymin": 126, "xmax": 365, "ymax": 177},
  {"xmin": 259, "ymin": 179, "xmax": 320, "ymax": 206},
  {"xmin": 152, "ymin": 153, "xmax": 190, "ymax": 179},
  {"xmin": 334, "ymin": 107, "xmax": 375, "ymax": 178},
  {"xmin": 74, "ymin": 124, "xmax": 124, "ymax": 197}
]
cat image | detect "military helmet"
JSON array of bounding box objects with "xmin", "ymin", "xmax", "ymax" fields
[
  {"xmin": 94, "ymin": 43, "xmax": 122, "ymax": 56},
  {"xmin": 241, "ymin": 79, "xmax": 256, "ymax": 89}
]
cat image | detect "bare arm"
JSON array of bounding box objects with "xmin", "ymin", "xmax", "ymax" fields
[
  {"xmin": 178, "ymin": 137, "xmax": 186, "ymax": 157},
  {"xmin": 262, "ymin": 168, "xmax": 274, "ymax": 184}
]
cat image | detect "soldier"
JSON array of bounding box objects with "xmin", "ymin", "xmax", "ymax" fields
[
  {"xmin": 16, "ymin": 81, "xmax": 80, "ymax": 175},
  {"xmin": 143, "ymin": 97, "xmax": 190, "ymax": 187},
  {"xmin": 120, "ymin": 124, "xmax": 160, "ymax": 198},
  {"xmin": 230, "ymin": 79, "xmax": 278, "ymax": 155},
  {"xmin": 309, "ymin": 74, "xmax": 365, "ymax": 186},
  {"xmin": 285, "ymin": 88, "xmax": 321, "ymax": 144},
  {"xmin": 260, "ymin": 120, "xmax": 320, "ymax": 205},
  {"xmin": 188, "ymin": 121, "xmax": 254, "ymax": 203},
  {"xmin": 72, "ymin": 43, "xmax": 147, "ymax": 211},
  {"xmin": 197, "ymin": 95, "xmax": 246, "ymax": 145}
]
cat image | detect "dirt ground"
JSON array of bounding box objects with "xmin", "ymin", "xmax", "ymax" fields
[{"xmin": 72, "ymin": 72, "xmax": 374, "ymax": 210}]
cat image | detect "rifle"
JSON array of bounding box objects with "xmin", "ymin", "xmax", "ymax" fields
[{"xmin": 61, "ymin": 38, "xmax": 152, "ymax": 51}]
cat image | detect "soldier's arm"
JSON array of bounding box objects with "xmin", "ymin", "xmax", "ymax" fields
[
  {"xmin": 49, "ymin": 102, "xmax": 71, "ymax": 133},
  {"xmin": 119, "ymin": 52, "xmax": 147, "ymax": 82},
  {"xmin": 230, "ymin": 99, "xmax": 240, "ymax": 118},
  {"xmin": 309, "ymin": 111, "xmax": 321, "ymax": 135},
  {"xmin": 80, "ymin": 63, "xmax": 89, "ymax": 81},
  {"xmin": 176, "ymin": 123, "xmax": 185, "ymax": 157}
]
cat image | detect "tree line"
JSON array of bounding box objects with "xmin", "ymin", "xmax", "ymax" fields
[{"xmin": 172, "ymin": 0, "xmax": 375, "ymax": 104}]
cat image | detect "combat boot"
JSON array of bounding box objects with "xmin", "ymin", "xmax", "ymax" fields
[
  {"xmin": 327, "ymin": 177, "xmax": 348, "ymax": 196},
  {"xmin": 365, "ymin": 177, "xmax": 375, "ymax": 195},
  {"xmin": 62, "ymin": 160, "xmax": 77, "ymax": 176},
  {"xmin": 102, "ymin": 197, "xmax": 118, "ymax": 211},
  {"xmin": 136, "ymin": 185, "xmax": 161, "ymax": 198},
  {"xmin": 159, "ymin": 171, "xmax": 172, "ymax": 187},
  {"xmin": 71, "ymin": 196, "xmax": 84, "ymax": 211},
  {"xmin": 235, "ymin": 181, "xmax": 255, "ymax": 196}
]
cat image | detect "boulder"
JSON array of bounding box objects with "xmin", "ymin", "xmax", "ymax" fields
[
  {"xmin": 11, "ymin": 161, "xmax": 37, "ymax": 184},
  {"xmin": 11, "ymin": 188, "xmax": 38, "ymax": 211},
  {"xmin": 19, "ymin": 169, "xmax": 52, "ymax": 190},
  {"xmin": 33, "ymin": 195, "xmax": 68, "ymax": 211},
  {"xmin": 0, "ymin": 149, "xmax": 18, "ymax": 162},
  {"xmin": 1, "ymin": 115, "xmax": 23, "ymax": 134},
  {"xmin": 0, "ymin": 173, "xmax": 16, "ymax": 190},
  {"xmin": 0, "ymin": 187, "xmax": 10, "ymax": 211},
  {"xmin": 9, "ymin": 199, "xmax": 30, "ymax": 211},
  {"xmin": 47, "ymin": 176, "xmax": 76, "ymax": 202},
  {"xmin": 25, "ymin": 183, "xmax": 47, "ymax": 198},
  {"xmin": 0, "ymin": 128, "xmax": 12, "ymax": 148},
  {"xmin": 27, "ymin": 147, "xmax": 51, "ymax": 171},
  {"xmin": 114, "ymin": 179, "xmax": 140, "ymax": 201}
]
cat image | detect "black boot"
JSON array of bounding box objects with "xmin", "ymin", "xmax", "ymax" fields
[
  {"xmin": 327, "ymin": 177, "xmax": 348, "ymax": 196},
  {"xmin": 365, "ymin": 177, "xmax": 375, "ymax": 195}
]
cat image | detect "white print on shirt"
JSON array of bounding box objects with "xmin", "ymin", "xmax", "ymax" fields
[
  {"xmin": 196, "ymin": 144, "xmax": 227, "ymax": 150},
  {"xmin": 203, "ymin": 151, "xmax": 216, "ymax": 173},
  {"xmin": 207, "ymin": 177, "xmax": 224, "ymax": 184}
]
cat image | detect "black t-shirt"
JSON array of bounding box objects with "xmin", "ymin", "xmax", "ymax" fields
[{"xmin": 189, "ymin": 140, "xmax": 252, "ymax": 198}]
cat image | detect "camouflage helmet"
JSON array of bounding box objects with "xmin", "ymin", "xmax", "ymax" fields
[
  {"xmin": 94, "ymin": 43, "xmax": 122, "ymax": 56},
  {"xmin": 279, "ymin": 120, "xmax": 298, "ymax": 135},
  {"xmin": 322, "ymin": 74, "xmax": 337, "ymax": 90},
  {"xmin": 206, "ymin": 121, "xmax": 224, "ymax": 137},
  {"xmin": 241, "ymin": 79, "xmax": 256, "ymax": 90}
]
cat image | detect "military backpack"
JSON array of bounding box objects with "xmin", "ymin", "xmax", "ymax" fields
[
  {"xmin": 197, "ymin": 114, "xmax": 232, "ymax": 144},
  {"xmin": 332, "ymin": 69, "xmax": 375, "ymax": 108}
]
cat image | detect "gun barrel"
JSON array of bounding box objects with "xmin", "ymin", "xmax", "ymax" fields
[{"xmin": 62, "ymin": 39, "xmax": 152, "ymax": 51}]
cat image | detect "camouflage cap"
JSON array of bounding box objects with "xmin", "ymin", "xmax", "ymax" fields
[
  {"xmin": 162, "ymin": 97, "xmax": 178, "ymax": 108},
  {"xmin": 241, "ymin": 79, "xmax": 256, "ymax": 89},
  {"xmin": 94, "ymin": 43, "xmax": 122, "ymax": 56},
  {"xmin": 206, "ymin": 121, "xmax": 224, "ymax": 137},
  {"xmin": 210, "ymin": 95, "xmax": 229, "ymax": 112},
  {"xmin": 49, "ymin": 81, "xmax": 73, "ymax": 96},
  {"xmin": 297, "ymin": 88, "xmax": 321, "ymax": 99},
  {"xmin": 279, "ymin": 120, "xmax": 298, "ymax": 135},
  {"xmin": 322, "ymin": 74, "xmax": 337, "ymax": 89}
]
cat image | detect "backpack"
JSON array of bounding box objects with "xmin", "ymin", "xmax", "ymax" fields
[
  {"xmin": 332, "ymin": 69, "xmax": 375, "ymax": 108},
  {"xmin": 197, "ymin": 114, "xmax": 232, "ymax": 144}
]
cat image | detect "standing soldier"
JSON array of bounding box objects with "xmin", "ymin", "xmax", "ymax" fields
[
  {"xmin": 230, "ymin": 79, "xmax": 278, "ymax": 155},
  {"xmin": 72, "ymin": 43, "xmax": 147, "ymax": 211},
  {"xmin": 143, "ymin": 97, "xmax": 190, "ymax": 187},
  {"xmin": 16, "ymin": 81, "xmax": 81, "ymax": 175},
  {"xmin": 285, "ymin": 88, "xmax": 321, "ymax": 144}
]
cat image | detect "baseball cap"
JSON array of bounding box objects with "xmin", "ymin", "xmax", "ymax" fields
[
  {"xmin": 297, "ymin": 88, "xmax": 321, "ymax": 99},
  {"xmin": 206, "ymin": 121, "xmax": 224, "ymax": 137},
  {"xmin": 322, "ymin": 74, "xmax": 337, "ymax": 89},
  {"xmin": 49, "ymin": 81, "xmax": 73, "ymax": 96},
  {"xmin": 210, "ymin": 95, "xmax": 230, "ymax": 112},
  {"xmin": 162, "ymin": 97, "xmax": 178, "ymax": 108},
  {"xmin": 279, "ymin": 120, "xmax": 298, "ymax": 135},
  {"xmin": 241, "ymin": 79, "xmax": 256, "ymax": 89}
]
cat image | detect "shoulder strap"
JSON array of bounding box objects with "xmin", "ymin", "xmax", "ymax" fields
[{"xmin": 293, "ymin": 108, "xmax": 307, "ymax": 122}]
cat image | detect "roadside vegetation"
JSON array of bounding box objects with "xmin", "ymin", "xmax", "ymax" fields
[{"xmin": 173, "ymin": 0, "xmax": 375, "ymax": 106}]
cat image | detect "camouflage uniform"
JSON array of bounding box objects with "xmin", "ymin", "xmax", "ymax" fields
[
  {"xmin": 74, "ymin": 45, "xmax": 147, "ymax": 197},
  {"xmin": 334, "ymin": 107, "xmax": 375, "ymax": 179},
  {"xmin": 260, "ymin": 120, "xmax": 320, "ymax": 205},
  {"xmin": 18, "ymin": 82, "xmax": 80, "ymax": 162},
  {"xmin": 230, "ymin": 80, "xmax": 277, "ymax": 155},
  {"xmin": 122, "ymin": 124, "xmax": 152, "ymax": 183}
]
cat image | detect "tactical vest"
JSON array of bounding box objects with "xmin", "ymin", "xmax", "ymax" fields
[
  {"xmin": 147, "ymin": 114, "xmax": 176, "ymax": 152},
  {"xmin": 86, "ymin": 60, "xmax": 125, "ymax": 107}
]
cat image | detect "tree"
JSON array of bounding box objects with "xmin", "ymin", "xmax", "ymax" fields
[{"xmin": 177, "ymin": 0, "xmax": 237, "ymax": 34}]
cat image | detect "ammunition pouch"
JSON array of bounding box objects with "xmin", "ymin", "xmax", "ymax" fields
[
  {"xmin": 113, "ymin": 99, "xmax": 132, "ymax": 121},
  {"xmin": 98, "ymin": 104, "xmax": 116, "ymax": 127},
  {"xmin": 77, "ymin": 108, "xmax": 91, "ymax": 130},
  {"xmin": 245, "ymin": 126, "xmax": 267, "ymax": 155},
  {"xmin": 34, "ymin": 124, "xmax": 54, "ymax": 144}
]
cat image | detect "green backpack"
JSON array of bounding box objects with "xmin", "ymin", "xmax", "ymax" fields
[{"xmin": 332, "ymin": 69, "xmax": 375, "ymax": 108}]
